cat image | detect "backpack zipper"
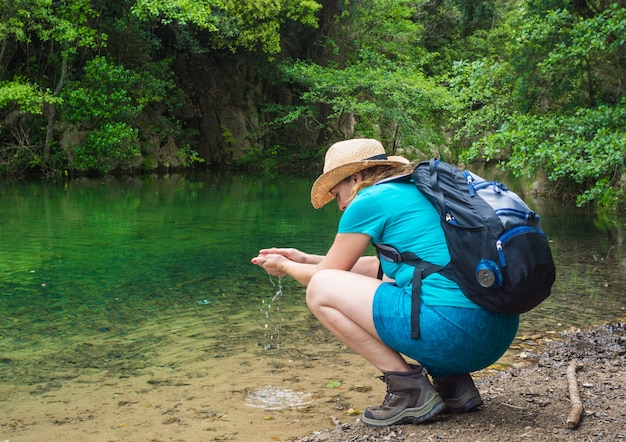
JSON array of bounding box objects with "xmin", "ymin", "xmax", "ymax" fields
[
  {"xmin": 497, "ymin": 226, "xmax": 546, "ymax": 267},
  {"xmin": 495, "ymin": 208, "xmax": 541, "ymax": 221},
  {"xmin": 463, "ymin": 171, "xmax": 476, "ymax": 197},
  {"xmin": 473, "ymin": 180, "xmax": 509, "ymax": 192}
]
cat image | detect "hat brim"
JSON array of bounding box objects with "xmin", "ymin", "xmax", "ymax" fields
[{"xmin": 310, "ymin": 156, "xmax": 409, "ymax": 209}]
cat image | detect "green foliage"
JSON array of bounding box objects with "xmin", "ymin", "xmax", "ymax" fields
[
  {"xmin": 0, "ymin": 0, "xmax": 104, "ymax": 63},
  {"xmin": 0, "ymin": 79, "xmax": 57, "ymax": 115},
  {"xmin": 338, "ymin": 0, "xmax": 454, "ymax": 73},
  {"xmin": 131, "ymin": 0, "xmax": 227, "ymax": 31},
  {"xmin": 539, "ymin": 4, "xmax": 626, "ymax": 66},
  {"xmin": 272, "ymin": 0, "xmax": 459, "ymax": 154},
  {"xmin": 235, "ymin": 144, "xmax": 279, "ymax": 172},
  {"xmin": 60, "ymin": 57, "xmax": 153, "ymax": 172},
  {"xmin": 444, "ymin": 59, "xmax": 515, "ymax": 149},
  {"xmin": 262, "ymin": 103, "xmax": 318, "ymax": 129},
  {"xmin": 333, "ymin": 0, "xmax": 428, "ymax": 63},
  {"xmin": 464, "ymin": 101, "xmax": 626, "ymax": 211},
  {"xmin": 62, "ymin": 57, "xmax": 141, "ymax": 125},
  {"xmin": 72, "ymin": 122, "xmax": 140, "ymax": 173},
  {"xmin": 279, "ymin": 58, "xmax": 457, "ymax": 150},
  {"xmin": 508, "ymin": 1, "xmax": 626, "ymax": 111},
  {"xmin": 0, "ymin": 0, "xmax": 49, "ymax": 43},
  {"xmin": 445, "ymin": 0, "xmax": 625, "ymax": 218},
  {"xmin": 221, "ymin": 125, "xmax": 236, "ymax": 145},
  {"xmin": 177, "ymin": 145, "xmax": 205, "ymax": 167},
  {"xmin": 223, "ymin": 0, "xmax": 322, "ymax": 54},
  {"xmin": 0, "ymin": 78, "xmax": 57, "ymax": 176},
  {"xmin": 579, "ymin": 179, "xmax": 624, "ymax": 216},
  {"xmin": 131, "ymin": 0, "xmax": 321, "ymax": 54},
  {"xmin": 0, "ymin": 0, "xmax": 109, "ymax": 175},
  {"xmin": 0, "ymin": 0, "xmax": 623, "ymax": 225},
  {"xmin": 45, "ymin": 0, "xmax": 103, "ymax": 56}
]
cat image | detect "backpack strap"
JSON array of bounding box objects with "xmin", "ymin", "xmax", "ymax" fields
[
  {"xmin": 377, "ymin": 261, "xmax": 384, "ymax": 280},
  {"xmin": 374, "ymin": 243, "xmax": 444, "ymax": 338},
  {"xmin": 428, "ymin": 159, "xmax": 447, "ymax": 215}
]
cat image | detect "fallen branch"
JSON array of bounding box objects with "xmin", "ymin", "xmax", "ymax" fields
[
  {"xmin": 566, "ymin": 359, "xmax": 584, "ymax": 429},
  {"xmin": 501, "ymin": 402, "xmax": 530, "ymax": 410}
]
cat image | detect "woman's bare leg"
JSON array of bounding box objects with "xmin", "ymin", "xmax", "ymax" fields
[{"xmin": 306, "ymin": 269, "xmax": 410, "ymax": 373}]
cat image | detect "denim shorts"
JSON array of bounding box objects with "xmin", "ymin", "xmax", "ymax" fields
[{"xmin": 373, "ymin": 282, "xmax": 520, "ymax": 377}]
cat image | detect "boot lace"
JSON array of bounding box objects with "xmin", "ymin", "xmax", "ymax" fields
[{"xmin": 378, "ymin": 376, "xmax": 395, "ymax": 407}]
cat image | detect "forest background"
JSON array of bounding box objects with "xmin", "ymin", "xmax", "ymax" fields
[{"xmin": 0, "ymin": 0, "xmax": 624, "ymax": 220}]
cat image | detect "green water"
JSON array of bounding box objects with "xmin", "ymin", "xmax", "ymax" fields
[{"xmin": 0, "ymin": 172, "xmax": 624, "ymax": 384}]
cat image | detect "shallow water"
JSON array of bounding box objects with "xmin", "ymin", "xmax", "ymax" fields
[{"xmin": 0, "ymin": 172, "xmax": 624, "ymax": 393}]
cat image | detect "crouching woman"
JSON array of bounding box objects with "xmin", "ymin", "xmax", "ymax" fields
[{"xmin": 251, "ymin": 138, "xmax": 519, "ymax": 427}]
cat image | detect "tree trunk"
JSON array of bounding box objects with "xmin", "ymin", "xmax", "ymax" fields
[
  {"xmin": 44, "ymin": 54, "xmax": 68, "ymax": 159},
  {"xmin": 0, "ymin": 39, "xmax": 7, "ymax": 72},
  {"xmin": 585, "ymin": 56, "xmax": 595, "ymax": 106}
]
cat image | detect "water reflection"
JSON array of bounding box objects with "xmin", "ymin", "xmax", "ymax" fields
[
  {"xmin": 0, "ymin": 172, "xmax": 623, "ymax": 384},
  {"xmin": 529, "ymin": 198, "xmax": 625, "ymax": 332}
]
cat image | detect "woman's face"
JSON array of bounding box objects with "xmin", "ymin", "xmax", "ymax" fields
[{"xmin": 330, "ymin": 173, "xmax": 361, "ymax": 211}]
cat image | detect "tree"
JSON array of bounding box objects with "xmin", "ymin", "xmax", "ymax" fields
[
  {"xmin": 0, "ymin": 0, "xmax": 322, "ymax": 175},
  {"xmin": 42, "ymin": 0, "xmax": 103, "ymax": 159},
  {"xmin": 459, "ymin": 0, "xmax": 626, "ymax": 214},
  {"xmin": 270, "ymin": 0, "xmax": 460, "ymax": 155},
  {"xmin": 130, "ymin": 0, "xmax": 322, "ymax": 54},
  {"xmin": 0, "ymin": 0, "xmax": 104, "ymax": 175}
]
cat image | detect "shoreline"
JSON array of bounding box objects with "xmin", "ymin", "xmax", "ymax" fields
[
  {"xmin": 1, "ymin": 321, "xmax": 624, "ymax": 441},
  {"xmin": 295, "ymin": 320, "xmax": 626, "ymax": 442}
]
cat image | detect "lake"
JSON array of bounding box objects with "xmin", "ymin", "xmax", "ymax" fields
[{"xmin": 0, "ymin": 171, "xmax": 623, "ymax": 440}]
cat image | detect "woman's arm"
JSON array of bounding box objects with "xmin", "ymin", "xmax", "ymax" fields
[
  {"xmin": 257, "ymin": 247, "xmax": 380, "ymax": 271},
  {"xmin": 257, "ymin": 247, "xmax": 324, "ymax": 264},
  {"xmin": 252, "ymin": 233, "xmax": 371, "ymax": 286}
]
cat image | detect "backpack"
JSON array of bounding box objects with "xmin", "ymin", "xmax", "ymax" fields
[{"xmin": 374, "ymin": 158, "xmax": 556, "ymax": 338}]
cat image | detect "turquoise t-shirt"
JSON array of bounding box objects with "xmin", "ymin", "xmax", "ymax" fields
[{"xmin": 337, "ymin": 181, "xmax": 479, "ymax": 308}]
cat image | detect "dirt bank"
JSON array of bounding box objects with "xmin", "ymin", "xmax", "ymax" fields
[{"xmin": 294, "ymin": 322, "xmax": 625, "ymax": 442}]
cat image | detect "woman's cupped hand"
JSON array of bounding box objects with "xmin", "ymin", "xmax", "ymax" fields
[{"xmin": 251, "ymin": 252, "xmax": 289, "ymax": 277}]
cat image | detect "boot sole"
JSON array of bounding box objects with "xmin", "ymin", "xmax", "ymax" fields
[
  {"xmin": 362, "ymin": 397, "xmax": 445, "ymax": 427},
  {"xmin": 442, "ymin": 394, "xmax": 483, "ymax": 414}
]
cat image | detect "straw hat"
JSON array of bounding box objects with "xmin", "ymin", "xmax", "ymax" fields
[{"xmin": 310, "ymin": 139, "xmax": 409, "ymax": 209}]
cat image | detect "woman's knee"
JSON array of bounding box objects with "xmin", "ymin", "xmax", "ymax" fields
[{"xmin": 306, "ymin": 269, "xmax": 337, "ymax": 310}]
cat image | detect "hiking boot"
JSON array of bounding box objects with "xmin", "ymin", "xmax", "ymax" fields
[
  {"xmin": 432, "ymin": 373, "xmax": 483, "ymax": 414},
  {"xmin": 362, "ymin": 366, "xmax": 445, "ymax": 427}
]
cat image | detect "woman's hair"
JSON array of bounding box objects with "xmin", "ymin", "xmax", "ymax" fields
[{"xmin": 350, "ymin": 163, "xmax": 415, "ymax": 200}]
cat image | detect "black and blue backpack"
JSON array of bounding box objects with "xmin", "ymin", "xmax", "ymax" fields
[{"xmin": 374, "ymin": 159, "xmax": 556, "ymax": 338}]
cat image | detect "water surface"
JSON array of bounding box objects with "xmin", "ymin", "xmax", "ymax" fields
[{"xmin": 0, "ymin": 172, "xmax": 624, "ymax": 385}]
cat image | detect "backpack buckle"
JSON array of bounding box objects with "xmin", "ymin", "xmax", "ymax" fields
[{"xmin": 375, "ymin": 244, "xmax": 404, "ymax": 263}]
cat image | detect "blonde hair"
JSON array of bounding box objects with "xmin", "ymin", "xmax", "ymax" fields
[{"xmin": 350, "ymin": 163, "xmax": 415, "ymax": 200}]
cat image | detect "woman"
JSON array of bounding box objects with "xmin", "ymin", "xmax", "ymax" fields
[{"xmin": 251, "ymin": 138, "xmax": 519, "ymax": 427}]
